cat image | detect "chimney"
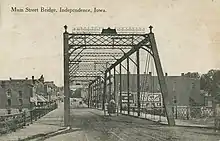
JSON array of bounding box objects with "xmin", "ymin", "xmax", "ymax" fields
[
  {"xmin": 32, "ymin": 76, "xmax": 35, "ymax": 84},
  {"xmin": 165, "ymin": 72, "xmax": 168, "ymax": 76},
  {"xmin": 181, "ymin": 73, "xmax": 184, "ymax": 76},
  {"xmin": 149, "ymin": 72, "xmax": 152, "ymax": 76}
]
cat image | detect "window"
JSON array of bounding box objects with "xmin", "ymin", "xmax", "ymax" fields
[
  {"xmin": 7, "ymin": 89, "xmax": 11, "ymax": 97},
  {"xmin": 7, "ymin": 99, "xmax": 11, "ymax": 106},
  {"xmin": 173, "ymin": 82, "xmax": 176, "ymax": 92},
  {"xmin": 18, "ymin": 90, "xmax": 22, "ymax": 97},
  {"xmin": 192, "ymin": 82, "xmax": 195, "ymax": 88},
  {"xmin": 19, "ymin": 99, "xmax": 23, "ymax": 105},
  {"xmin": 7, "ymin": 109, "xmax": 11, "ymax": 114},
  {"xmin": 173, "ymin": 96, "xmax": 177, "ymax": 104}
]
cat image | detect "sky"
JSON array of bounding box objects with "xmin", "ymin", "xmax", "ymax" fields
[{"xmin": 0, "ymin": 0, "xmax": 219, "ymax": 86}]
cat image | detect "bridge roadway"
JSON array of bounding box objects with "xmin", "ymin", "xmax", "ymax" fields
[
  {"xmin": 1, "ymin": 102, "xmax": 220, "ymax": 141},
  {"xmin": 46, "ymin": 105, "xmax": 220, "ymax": 141}
]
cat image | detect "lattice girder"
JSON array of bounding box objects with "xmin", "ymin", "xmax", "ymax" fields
[{"xmin": 68, "ymin": 34, "xmax": 147, "ymax": 46}]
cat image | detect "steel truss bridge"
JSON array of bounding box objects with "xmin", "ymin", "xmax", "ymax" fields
[{"xmin": 63, "ymin": 25, "xmax": 175, "ymax": 127}]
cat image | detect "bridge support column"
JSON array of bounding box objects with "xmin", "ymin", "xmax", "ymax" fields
[
  {"xmin": 114, "ymin": 67, "xmax": 116, "ymax": 101},
  {"xmin": 90, "ymin": 85, "xmax": 93, "ymax": 107},
  {"xmin": 119, "ymin": 63, "xmax": 122, "ymax": 113},
  {"xmin": 148, "ymin": 27, "xmax": 175, "ymax": 126},
  {"xmin": 137, "ymin": 48, "xmax": 141, "ymax": 116},
  {"xmin": 92, "ymin": 84, "xmax": 95, "ymax": 108},
  {"xmin": 109, "ymin": 71, "xmax": 112, "ymax": 100},
  {"xmin": 103, "ymin": 72, "xmax": 107, "ymax": 114},
  {"xmin": 99, "ymin": 77, "xmax": 102, "ymax": 109},
  {"xmin": 95, "ymin": 80, "xmax": 98, "ymax": 108},
  {"xmin": 127, "ymin": 58, "xmax": 130, "ymax": 115},
  {"xmin": 88, "ymin": 84, "xmax": 91, "ymax": 108},
  {"xmin": 63, "ymin": 25, "xmax": 70, "ymax": 127},
  {"xmin": 97, "ymin": 78, "xmax": 99, "ymax": 109}
]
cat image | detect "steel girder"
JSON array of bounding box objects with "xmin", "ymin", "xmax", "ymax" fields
[
  {"xmin": 63, "ymin": 25, "xmax": 175, "ymax": 127},
  {"xmin": 68, "ymin": 34, "xmax": 147, "ymax": 47}
]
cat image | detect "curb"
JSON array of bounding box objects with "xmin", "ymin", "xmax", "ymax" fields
[
  {"xmin": 18, "ymin": 127, "xmax": 67, "ymax": 141},
  {"xmin": 35, "ymin": 127, "xmax": 72, "ymax": 141}
]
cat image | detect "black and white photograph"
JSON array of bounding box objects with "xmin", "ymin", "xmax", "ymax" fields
[{"xmin": 0, "ymin": 0, "xmax": 220, "ymax": 140}]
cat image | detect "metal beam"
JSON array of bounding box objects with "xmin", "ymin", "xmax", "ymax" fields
[
  {"xmin": 109, "ymin": 70, "xmax": 112, "ymax": 100},
  {"xmin": 119, "ymin": 63, "xmax": 122, "ymax": 113},
  {"xmin": 119, "ymin": 49, "xmax": 137, "ymax": 66},
  {"xmin": 70, "ymin": 79, "xmax": 95, "ymax": 82},
  {"xmin": 127, "ymin": 58, "xmax": 130, "ymax": 115},
  {"xmin": 70, "ymin": 75, "xmax": 100, "ymax": 78},
  {"xmin": 148, "ymin": 28, "xmax": 175, "ymax": 126},
  {"xmin": 71, "ymin": 52, "xmax": 124, "ymax": 57},
  {"xmin": 88, "ymin": 84, "xmax": 91, "ymax": 108},
  {"xmin": 78, "ymin": 58, "xmax": 117, "ymax": 62},
  {"xmin": 106, "ymin": 38, "xmax": 148, "ymax": 72},
  {"xmin": 114, "ymin": 67, "xmax": 116, "ymax": 101},
  {"xmin": 70, "ymin": 60, "xmax": 115, "ymax": 63},
  {"xmin": 103, "ymin": 72, "xmax": 107, "ymax": 112},
  {"xmin": 63, "ymin": 26, "xmax": 70, "ymax": 127},
  {"xmin": 137, "ymin": 48, "xmax": 141, "ymax": 116}
]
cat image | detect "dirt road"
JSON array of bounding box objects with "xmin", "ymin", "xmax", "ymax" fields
[{"xmin": 45, "ymin": 108, "xmax": 220, "ymax": 141}]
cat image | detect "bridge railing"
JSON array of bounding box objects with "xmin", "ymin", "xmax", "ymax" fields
[
  {"xmin": 0, "ymin": 102, "xmax": 58, "ymax": 135},
  {"xmin": 120, "ymin": 105, "xmax": 214, "ymax": 127},
  {"xmin": 121, "ymin": 106, "xmax": 213, "ymax": 119}
]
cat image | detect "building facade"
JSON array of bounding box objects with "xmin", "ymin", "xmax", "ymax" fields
[
  {"xmin": 0, "ymin": 75, "xmax": 48, "ymax": 114},
  {"xmin": 44, "ymin": 81, "xmax": 58, "ymax": 101},
  {"xmin": 114, "ymin": 73, "xmax": 203, "ymax": 107}
]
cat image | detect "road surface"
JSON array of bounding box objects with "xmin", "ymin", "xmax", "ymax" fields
[{"xmin": 44, "ymin": 108, "xmax": 220, "ymax": 141}]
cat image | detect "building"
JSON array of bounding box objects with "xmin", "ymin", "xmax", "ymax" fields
[
  {"xmin": 0, "ymin": 75, "xmax": 48, "ymax": 114},
  {"xmin": 114, "ymin": 73, "xmax": 204, "ymax": 107},
  {"xmin": 44, "ymin": 81, "xmax": 58, "ymax": 101},
  {"xmin": 0, "ymin": 78, "xmax": 33, "ymax": 114}
]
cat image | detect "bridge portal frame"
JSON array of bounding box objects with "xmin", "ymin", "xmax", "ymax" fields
[{"xmin": 63, "ymin": 25, "xmax": 175, "ymax": 127}]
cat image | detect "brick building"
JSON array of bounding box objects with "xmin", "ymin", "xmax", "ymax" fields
[
  {"xmin": 0, "ymin": 75, "xmax": 48, "ymax": 114},
  {"xmin": 114, "ymin": 73, "xmax": 204, "ymax": 107},
  {"xmin": 44, "ymin": 81, "xmax": 58, "ymax": 101}
]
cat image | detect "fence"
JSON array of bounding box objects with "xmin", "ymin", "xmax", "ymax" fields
[
  {"xmin": 122, "ymin": 106, "xmax": 213, "ymax": 119},
  {"xmin": 0, "ymin": 102, "xmax": 58, "ymax": 135},
  {"xmin": 120, "ymin": 105, "xmax": 215, "ymax": 126},
  {"xmin": 171, "ymin": 106, "xmax": 213, "ymax": 120}
]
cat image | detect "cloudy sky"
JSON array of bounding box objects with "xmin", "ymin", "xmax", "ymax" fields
[{"xmin": 0, "ymin": 0, "xmax": 219, "ymax": 86}]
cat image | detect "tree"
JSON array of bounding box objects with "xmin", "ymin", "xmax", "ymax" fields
[
  {"xmin": 200, "ymin": 69, "xmax": 220, "ymax": 98},
  {"xmin": 184, "ymin": 72, "xmax": 200, "ymax": 78}
]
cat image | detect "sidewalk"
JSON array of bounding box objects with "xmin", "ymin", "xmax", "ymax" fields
[
  {"xmin": 0, "ymin": 103, "xmax": 65, "ymax": 141},
  {"xmin": 121, "ymin": 110, "xmax": 214, "ymax": 128}
]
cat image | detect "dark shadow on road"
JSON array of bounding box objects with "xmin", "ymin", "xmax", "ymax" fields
[
  {"xmin": 36, "ymin": 120, "xmax": 64, "ymax": 127},
  {"xmin": 36, "ymin": 128, "xmax": 82, "ymax": 141},
  {"xmin": 19, "ymin": 128, "xmax": 82, "ymax": 141}
]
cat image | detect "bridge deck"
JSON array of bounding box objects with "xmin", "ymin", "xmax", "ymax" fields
[{"xmin": 1, "ymin": 102, "xmax": 220, "ymax": 141}]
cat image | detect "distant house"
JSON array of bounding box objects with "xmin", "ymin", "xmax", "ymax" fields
[
  {"xmin": 44, "ymin": 81, "xmax": 58, "ymax": 101},
  {"xmin": 201, "ymin": 90, "xmax": 212, "ymax": 107},
  {"xmin": 114, "ymin": 73, "xmax": 204, "ymax": 107}
]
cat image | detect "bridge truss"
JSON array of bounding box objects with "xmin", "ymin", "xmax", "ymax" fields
[{"xmin": 63, "ymin": 25, "xmax": 175, "ymax": 127}]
